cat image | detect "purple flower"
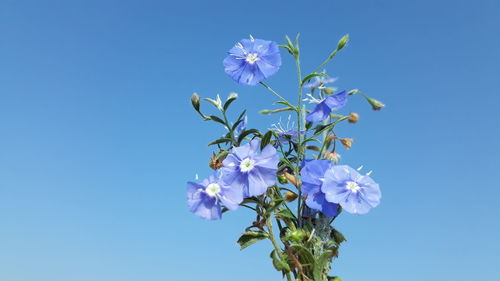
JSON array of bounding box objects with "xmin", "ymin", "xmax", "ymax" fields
[
  {"xmin": 222, "ymin": 139, "xmax": 279, "ymax": 197},
  {"xmin": 306, "ymin": 90, "xmax": 348, "ymax": 123},
  {"xmin": 322, "ymin": 165, "xmax": 381, "ymax": 214},
  {"xmin": 301, "ymin": 159, "xmax": 340, "ymax": 217},
  {"xmin": 303, "ymin": 76, "xmax": 337, "ymax": 89},
  {"xmin": 223, "ymin": 37, "xmax": 281, "ymax": 86},
  {"xmin": 187, "ymin": 172, "xmax": 244, "ymax": 220}
]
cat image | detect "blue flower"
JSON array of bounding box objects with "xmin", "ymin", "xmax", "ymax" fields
[
  {"xmin": 301, "ymin": 159, "xmax": 340, "ymax": 217},
  {"xmin": 303, "ymin": 76, "xmax": 337, "ymax": 89},
  {"xmin": 306, "ymin": 90, "xmax": 348, "ymax": 123},
  {"xmin": 301, "ymin": 161, "xmax": 381, "ymax": 216},
  {"xmin": 322, "ymin": 165, "xmax": 381, "ymax": 214},
  {"xmin": 223, "ymin": 37, "xmax": 281, "ymax": 86},
  {"xmin": 222, "ymin": 139, "xmax": 279, "ymax": 197},
  {"xmin": 276, "ymin": 129, "xmax": 305, "ymax": 145},
  {"xmin": 187, "ymin": 172, "xmax": 244, "ymax": 220}
]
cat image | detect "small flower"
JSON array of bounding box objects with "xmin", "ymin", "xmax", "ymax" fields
[
  {"xmin": 322, "ymin": 165, "xmax": 381, "ymax": 214},
  {"xmin": 222, "ymin": 139, "xmax": 279, "ymax": 197},
  {"xmin": 306, "ymin": 90, "xmax": 348, "ymax": 123},
  {"xmin": 271, "ymin": 116, "xmax": 305, "ymax": 145},
  {"xmin": 303, "ymin": 76, "xmax": 337, "ymax": 90},
  {"xmin": 223, "ymin": 37, "xmax": 281, "ymax": 86},
  {"xmin": 187, "ymin": 172, "xmax": 244, "ymax": 220},
  {"xmin": 301, "ymin": 159, "xmax": 340, "ymax": 217},
  {"xmin": 348, "ymin": 112, "xmax": 359, "ymax": 123}
]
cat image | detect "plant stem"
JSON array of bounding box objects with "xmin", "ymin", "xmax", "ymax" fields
[
  {"xmin": 259, "ymin": 82, "xmax": 296, "ymax": 110},
  {"xmin": 295, "ymin": 45, "xmax": 304, "ymax": 227},
  {"xmin": 266, "ymin": 218, "xmax": 293, "ymax": 281}
]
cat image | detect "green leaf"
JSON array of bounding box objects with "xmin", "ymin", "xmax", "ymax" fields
[
  {"xmin": 223, "ymin": 92, "xmax": 238, "ymax": 111},
  {"xmin": 260, "ymin": 131, "xmax": 273, "ymax": 149},
  {"xmin": 237, "ymin": 129, "xmax": 260, "ymax": 144},
  {"xmin": 208, "ymin": 138, "xmax": 232, "ymax": 146},
  {"xmin": 237, "ymin": 231, "xmax": 268, "ymax": 250},
  {"xmin": 313, "ymin": 250, "xmax": 334, "ymax": 281},
  {"xmin": 208, "ymin": 115, "xmax": 226, "ymax": 125},
  {"xmin": 270, "ymin": 250, "xmax": 291, "ymax": 272},
  {"xmin": 289, "ymin": 243, "xmax": 315, "ymax": 271},
  {"xmin": 237, "ymin": 109, "xmax": 247, "ymax": 122},
  {"xmin": 312, "ymin": 123, "xmax": 334, "ymax": 137},
  {"xmin": 331, "ymin": 228, "xmax": 346, "ymax": 245},
  {"xmin": 266, "ymin": 199, "xmax": 284, "ymax": 214},
  {"xmin": 275, "ymin": 209, "xmax": 296, "ymax": 220},
  {"xmin": 231, "ymin": 118, "xmax": 245, "ymax": 131},
  {"xmin": 301, "ymin": 72, "xmax": 328, "ymax": 86}
]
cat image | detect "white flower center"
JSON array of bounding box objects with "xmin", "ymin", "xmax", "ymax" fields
[
  {"xmin": 239, "ymin": 158, "xmax": 256, "ymax": 172},
  {"xmin": 245, "ymin": 53, "xmax": 260, "ymax": 64},
  {"xmin": 205, "ymin": 183, "xmax": 221, "ymax": 197},
  {"xmin": 346, "ymin": 181, "xmax": 361, "ymax": 193}
]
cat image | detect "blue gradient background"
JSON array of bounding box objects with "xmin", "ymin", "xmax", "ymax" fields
[{"xmin": 1, "ymin": 1, "xmax": 499, "ymax": 280}]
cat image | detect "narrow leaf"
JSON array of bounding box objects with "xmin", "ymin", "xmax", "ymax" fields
[{"xmin": 237, "ymin": 231, "xmax": 268, "ymax": 250}]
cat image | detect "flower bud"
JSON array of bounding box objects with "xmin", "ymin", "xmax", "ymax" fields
[
  {"xmin": 348, "ymin": 112, "xmax": 359, "ymax": 123},
  {"xmin": 339, "ymin": 138, "xmax": 354, "ymax": 149},
  {"xmin": 209, "ymin": 151, "xmax": 225, "ymax": 170},
  {"xmin": 330, "ymin": 277, "xmax": 343, "ymax": 281},
  {"xmin": 277, "ymin": 174, "xmax": 288, "ymax": 184},
  {"xmin": 337, "ymin": 34, "xmax": 349, "ymax": 50},
  {"xmin": 325, "ymin": 151, "xmax": 341, "ymax": 163},
  {"xmin": 366, "ymin": 97, "xmax": 385, "ymax": 110},
  {"xmin": 191, "ymin": 93, "xmax": 201, "ymax": 111},
  {"xmin": 287, "ymin": 229, "xmax": 306, "ymax": 242},
  {"xmin": 284, "ymin": 191, "xmax": 298, "ymax": 202},
  {"xmin": 284, "ymin": 172, "xmax": 301, "ymax": 187}
]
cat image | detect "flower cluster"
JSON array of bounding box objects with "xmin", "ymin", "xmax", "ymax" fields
[{"xmin": 187, "ymin": 34, "xmax": 385, "ymax": 281}]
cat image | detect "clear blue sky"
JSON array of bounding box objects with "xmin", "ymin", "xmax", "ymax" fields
[{"xmin": 1, "ymin": 1, "xmax": 499, "ymax": 280}]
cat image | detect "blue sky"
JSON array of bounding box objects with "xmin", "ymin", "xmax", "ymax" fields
[{"xmin": 1, "ymin": 0, "xmax": 499, "ymax": 280}]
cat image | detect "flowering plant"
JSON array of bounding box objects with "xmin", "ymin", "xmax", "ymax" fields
[{"xmin": 187, "ymin": 34, "xmax": 385, "ymax": 281}]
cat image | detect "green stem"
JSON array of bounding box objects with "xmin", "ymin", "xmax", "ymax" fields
[
  {"xmin": 259, "ymin": 82, "xmax": 296, "ymax": 111},
  {"xmin": 294, "ymin": 46, "xmax": 304, "ymax": 227},
  {"xmin": 266, "ymin": 218, "xmax": 293, "ymax": 281},
  {"xmin": 313, "ymin": 49, "xmax": 338, "ymax": 73},
  {"xmin": 222, "ymin": 110, "xmax": 236, "ymax": 145}
]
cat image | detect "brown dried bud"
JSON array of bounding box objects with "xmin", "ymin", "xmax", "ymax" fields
[
  {"xmin": 284, "ymin": 191, "xmax": 298, "ymax": 202},
  {"xmin": 325, "ymin": 151, "xmax": 341, "ymax": 163},
  {"xmin": 340, "ymin": 138, "xmax": 354, "ymax": 149},
  {"xmin": 348, "ymin": 112, "xmax": 359, "ymax": 123},
  {"xmin": 284, "ymin": 172, "xmax": 301, "ymax": 187},
  {"xmin": 209, "ymin": 152, "xmax": 224, "ymax": 170}
]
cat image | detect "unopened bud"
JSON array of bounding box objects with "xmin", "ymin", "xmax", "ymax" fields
[
  {"xmin": 209, "ymin": 151, "xmax": 226, "ymax": 170},
  {"xmin": 284, "ymin": 191, "xmax": 298, "ymax": 202},
  {"xmin": 277, "ymin": 174, "xmax": 288, "ymax": 184},
  {"xmin": 287, "ymin": 229, "xmax": 306, "ymax": 242},
  {"xmin": 348, "ymin": 112, "xmax": 359, "ymax": 123},
  {"xmin": 337, "ymin": 34, "xmax": 349, "ymax": 50},
  {"xmin": 325, "ymin": 151, "xmax": 341, "ymax": 163},
  {"xmin": 191, "ymin": 93, "xmax": 201, "ymax": 111},
  {"xmin": 340, "ymin": 138, "xmax": 354, "ymax": 149},
  {"xmin": 367, "ymin": 97, "xmax": 385, "ymax": 110},
  {"xmin": 284, "ymin": 172, "xmax": 301, "ymax": 187},
  {"xmin": 330, "ymin": 277, "xmax": 343, "ymax": 281}
]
